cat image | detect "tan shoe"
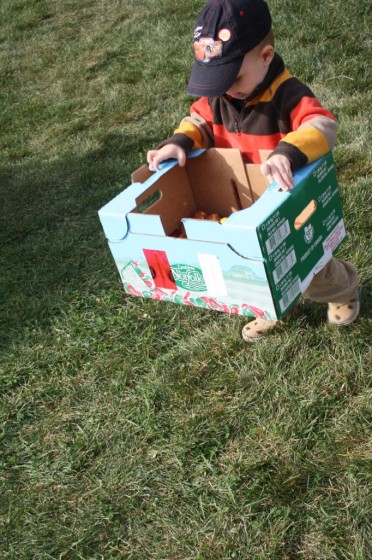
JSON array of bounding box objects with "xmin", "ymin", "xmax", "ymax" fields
[
  {"xmin": 241, "ymin": 318, "xmax": 279, "ymax": 341},
  {"xmin": 327, "ymin": 289, "xmax": 360, "ymax": 326}
]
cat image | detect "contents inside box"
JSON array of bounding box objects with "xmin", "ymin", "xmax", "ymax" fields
[{"xmin": 131, "ymin": 150, "xmax": 270, "ymax": 238}]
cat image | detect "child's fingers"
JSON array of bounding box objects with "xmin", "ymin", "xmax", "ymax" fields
[
  {"xmin": 177, "ymin": 149, "xmax": 186, "ymax": 167},
  {"xmin": 147, "ymin": 150, "xmax": 158, "ymax": 171},
  {"xmin": 260, "ymin": 159, "xmax": 294, "ymax": 191},
  {"xmin": 147, "ymin": 146, "xmax": 186, "ymax": 171}
]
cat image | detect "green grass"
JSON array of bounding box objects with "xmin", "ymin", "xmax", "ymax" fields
[{"xmin": 0, "ymin": 0, "xmax": 371, "ymax": 559}]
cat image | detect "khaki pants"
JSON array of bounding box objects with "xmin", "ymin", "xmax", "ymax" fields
[{"xmin": 303, "ymin": 258, "xmax": 359, "ymax": 304}]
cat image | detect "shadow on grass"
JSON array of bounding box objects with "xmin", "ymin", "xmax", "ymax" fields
[
  {"xmin": 1, "ymin": 132, "xmax": 371, "ymax": 356},
  {"xmin": 360, "ymin": 283, "xmax": 372, "ymax": 307},
  {"xmin": 0, "ymin": 131, "xmax": 157, "ymax": 352},
  {"xmin": 294, "ymin": 283, "xmax": 371, "ymax": 327}
]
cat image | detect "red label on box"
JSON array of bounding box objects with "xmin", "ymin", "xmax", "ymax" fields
[{"xmin": 143, "ymin": 249, "xmax": 177, "ymax": 290}]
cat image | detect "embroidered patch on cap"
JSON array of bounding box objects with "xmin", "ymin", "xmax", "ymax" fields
[{"xmin": 193, "ymin": 37, "xmax": 223, "ymax": 63}]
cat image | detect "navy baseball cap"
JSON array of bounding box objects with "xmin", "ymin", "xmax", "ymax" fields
[{"xmin": 187, "ymin": 0, "xmax": 272, "ymax": 96}]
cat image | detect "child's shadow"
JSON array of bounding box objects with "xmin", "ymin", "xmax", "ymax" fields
[{"xmin": 359, "ymin": 283, "xmax": 372, "ymax": 319}]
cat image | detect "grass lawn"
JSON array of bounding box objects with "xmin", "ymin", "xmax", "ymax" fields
[{"xmin": 0, "ymin": 0, "xmax": 371, "ymax": 558}]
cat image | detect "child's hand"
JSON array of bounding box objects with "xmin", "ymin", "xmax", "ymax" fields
[
  {"xmin": 260, "ymin": 155, "xmax": 294, "ymax": 191},
  {"xmin": 147, "ymin": 144, "xmax": 186, "ymax": 172}
]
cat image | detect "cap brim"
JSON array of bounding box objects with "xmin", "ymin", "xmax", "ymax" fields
[{"xmin": 187, "ymin": 56, "xmax": 244, "ymax": 97}]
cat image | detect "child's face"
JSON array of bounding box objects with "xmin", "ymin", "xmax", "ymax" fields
[{"xmin": 225, "ymin": 45, "xmax": 274, "ymax": 99}]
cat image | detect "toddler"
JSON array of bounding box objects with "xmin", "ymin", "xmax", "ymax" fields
[{"xmin": 147, "ymin": 0, "xmax": 359, "ymax": 340}]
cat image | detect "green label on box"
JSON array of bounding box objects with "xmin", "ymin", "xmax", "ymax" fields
[{"xmin": 171, "ymin": 264, "xmax": 207, "ymax": 292}]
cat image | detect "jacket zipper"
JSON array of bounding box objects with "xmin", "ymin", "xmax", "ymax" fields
[{"xmin": 234, "ymin": 105, "xmax": 245, "ymax": 135}]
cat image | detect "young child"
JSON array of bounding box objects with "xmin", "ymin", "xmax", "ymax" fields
[{"xmin": 147, "ymin": 0, "xmax": 359, "ymax": 340}]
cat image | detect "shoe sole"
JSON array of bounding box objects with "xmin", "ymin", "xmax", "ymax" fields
[
  {"xmin": 241, "ymin": 319, "xmax": 279, "ymax": 342},
  {"xmin": 241, "ymin": 329, "xmax": 264, "ymax": 342}
]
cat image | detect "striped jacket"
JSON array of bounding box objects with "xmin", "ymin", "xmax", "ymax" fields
[{"xmin": 160, "ymin": 54, "xmax": 337, "ymax": 169}]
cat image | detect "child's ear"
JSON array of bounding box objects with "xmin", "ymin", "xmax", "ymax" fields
[{"xmin": 261, "ymin": 44, "xmax": 274, "ymax": 66}]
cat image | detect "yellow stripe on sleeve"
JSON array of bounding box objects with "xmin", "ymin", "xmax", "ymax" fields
[
  {"xmin": 282, "ymin": 125, "xmax": 331, "ymax": 163},
  {"xmin": 173, "ymin": 121, "xmax": 205, "ymax": 149}
]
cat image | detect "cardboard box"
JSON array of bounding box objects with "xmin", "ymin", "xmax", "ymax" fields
[{"xmin": 98, "ymin": 149, "xmax": 346, "ymax": 320}]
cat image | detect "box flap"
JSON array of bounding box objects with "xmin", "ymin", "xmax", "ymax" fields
[
  {"xmin": 186, "ymin": 148, "xmax": 254, "ymax": 213},
  {"xmin": 127, "ymin": 212, "xmax": 167, "ymax": 236},
  {"xmin": 217, "ymin": 184, "xmax": 289, "ymax": 259},
  {"xmin": 246, "ymin": 164, "xmax": 270, "ymax": 201},
  {"xmin": 98, "ymin": 151, "xmax": 205, "ymax": 241}
]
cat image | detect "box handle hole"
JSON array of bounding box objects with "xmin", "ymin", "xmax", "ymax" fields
[
  {"xmin": 294, "ymin": 200, "xmax": 317, "ymax": 230},
  {"xmin": 136, "ymin": 189, "xmax": 162, "ymax": 214}
]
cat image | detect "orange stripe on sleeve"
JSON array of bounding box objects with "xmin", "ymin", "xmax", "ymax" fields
[{"xmin": 290, "ymin": 97, "xmax": 336, "ymax": 130}]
